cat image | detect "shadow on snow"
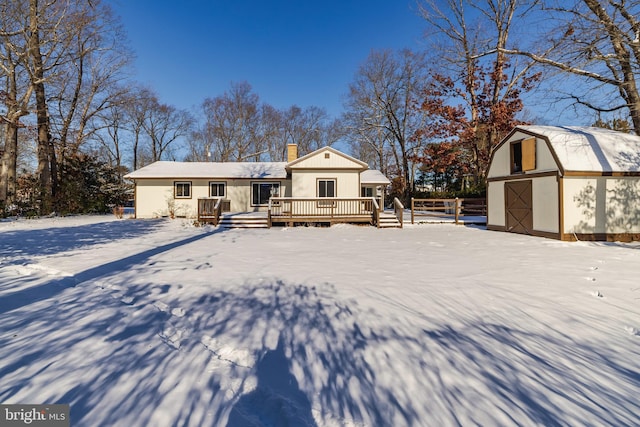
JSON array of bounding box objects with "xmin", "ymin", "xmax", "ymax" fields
[
  {"xmin": 0, "ymin": 218, "xmax": 168, "ymax": 259},
  {"xmin": 0, "ymin": 225, "xmax": 221, "ymax": 315},
  {"xmin": 1, "ymin": 273, "xmax": 639, "ymax": 425}
]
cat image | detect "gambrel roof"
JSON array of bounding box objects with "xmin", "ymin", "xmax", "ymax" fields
[{"xmin": 515, "ymin": 126, "xmax": 640, "ymax": 173}]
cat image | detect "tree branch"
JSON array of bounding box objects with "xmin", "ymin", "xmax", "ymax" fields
[{"xmin": 496, "ymin": 47, "xmax": 621, "ymax": 86}]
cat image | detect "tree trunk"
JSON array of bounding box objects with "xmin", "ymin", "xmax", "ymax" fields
[
  {"xmin": 0, "ymin": 128, "xmax": 7, "ymax": 205},
  {"xmin": 29, "ymin": 0, "xmax": 55, "ymax": 214},
  {"xmin": 0, "ymin": 122, "xmax": 18, "ymax": 208}
]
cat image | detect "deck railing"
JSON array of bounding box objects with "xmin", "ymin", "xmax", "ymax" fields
[
  {"xmin": 393, "ymin": 197, "xmax": 404, "ymax": 228},
  {"xmin": 198, "ymin": 197, "xmax": 227, "ymax": 225},
  {"xmin": 268, "ymin": 197, "xmax": 377, "ymax": 225},
  {"xmin": 373, "ymin": 198, "xmax": 380, "ymax": 228},
  {"xmin": 411, "ymin": 197, "xmax": 486, "ymax": 225}
]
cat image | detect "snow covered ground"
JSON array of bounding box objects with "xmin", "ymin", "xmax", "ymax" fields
[{"xmin": 1, "ymin": 215, "xmax": 639, "ymax": 426}]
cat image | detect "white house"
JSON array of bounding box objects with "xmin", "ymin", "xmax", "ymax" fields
[
  {"xmin": 487, "ymin": 126, "xmax": 640, "ymax": 241},
  {"xmin": 124, "ymin": 145, "xmax": 396, "ymax": 227}
]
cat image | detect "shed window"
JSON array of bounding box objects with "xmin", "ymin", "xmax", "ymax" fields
[
  {"xmin": 209, "ymin": 182, "xmax": 226, "ymax": 197},
  {"xmin": 174, "ymin": 181, "xmax": 191, "ymax": 199},
  {"xmin": 511, "ymin": 137, "xmax": 536, "ymax": 174}
]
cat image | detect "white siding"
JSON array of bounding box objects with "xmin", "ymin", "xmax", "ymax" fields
[
  {"xmin": 563, "ymin": 177, "xmax": 640, "ymax": 234},
  {"xmin": 135, "ymin": 179, "xmax": 207, "ymax": 219},
  {"xmin": 290, "ymin": 150, "xmax": 365, "ymax": 169},
  {"xmin": 487, "ymin": 181, "xmax": 505, "ymax": 227},
  {"xmin": 487, "ymin": 142, "xmax": 511, "ymax": 178},
  {"xmin": 134, "ymin": 179, "xmax": 290, "ymax": 218},
  {"xmin": 292, "ymin": 170, "xmax": 360, "ymax": 198},
  {"xmin": 532, "ymin": 176, "xmax": 559, "ymax": 233},
  {"xmin": 536, "ymin": 137, "xmax": 558, "ymax": 172}
]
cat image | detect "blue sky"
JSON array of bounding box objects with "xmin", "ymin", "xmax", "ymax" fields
[{"xmin": 112, "ymin": 0, "xmax": 426, "ymax": 118}]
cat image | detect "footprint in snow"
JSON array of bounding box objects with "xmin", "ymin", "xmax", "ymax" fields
[
  {"xmin": 160, "ymin": 326, "xmax": 185, "ymax": 350},
  {"xmin": 591, "ymin": 290, "xmax": 603, "ymax": 298},
  {"xmin": 624, "ymin": 326, "xmax": 639, "ymax": 337},
  {"xmin": 201, "ymin": 335, "xmax": 255, "ymax": 367},
  {"xmin": 171, "ymin": 307, "xmax": 185, "ymax": 317},
  {"xmin": 14, "ymin": 264, "xmax": 71, "ymax": 277},
  {"xmin": 154, "ymin": 302, "xmax": 170, "ymax": 312},
  {"xmin": 120, "ymin": 296, "xmax": 135, "ymax": 305}
]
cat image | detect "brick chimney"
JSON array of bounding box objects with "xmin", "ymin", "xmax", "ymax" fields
[{"xmin": 287, "ymin": 144, "xmax": 298, "ymax": 162}]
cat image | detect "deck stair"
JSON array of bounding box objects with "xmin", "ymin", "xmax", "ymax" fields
[
  {"xmin": 217, "ymin": 214, "xmax": 269, "ymax": 229},
  {"xmin": 378, "ymin": 212, "xmax": 403, "ymax": 228}
]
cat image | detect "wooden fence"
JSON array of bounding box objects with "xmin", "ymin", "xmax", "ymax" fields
[{"xmin": 411, "ymin": 198, "xmax": 486, "ymax": 225}]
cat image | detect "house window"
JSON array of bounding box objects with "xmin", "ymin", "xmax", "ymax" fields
[
  {"xmin": 318, "ymin": 179, "xmax": 336, "ymax": 198},
  {"xmin": 174, "ymin": 181, "xmax": 191, "ymax": 199},
  {"xmin": 209, "ymin": 182, "xmax": 226, "ymax": 198},
  {"xmin": 511, "ymin": 137, "xmax": 536, "ymax": 174},
  {"xmin": 361, "ymin": 187, "xmax": 374, "ymax": 198},
  {"xmin": 318, "ymin": 179, "xmax": 336, "ymax": 207},
  {"xmin": 252, "ymin": 182, "xmax": 280, "ymax": 206}
]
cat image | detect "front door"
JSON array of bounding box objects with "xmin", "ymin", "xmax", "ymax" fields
[{"xmin": 505, "ymin": 180, "xmax": 533, "ymax": 234}]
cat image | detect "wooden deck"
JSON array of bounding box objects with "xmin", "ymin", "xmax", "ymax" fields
[
  {"xmin": 197, "ymin": 197, "xmax": 404, "ymax": 228},
  {"xmin": 268, "ymin": 197, "xmax": 380, "ymax": 226},
  {"xmin": 197, "ymin": 198, "xmax": 230, "ymax": 225}
]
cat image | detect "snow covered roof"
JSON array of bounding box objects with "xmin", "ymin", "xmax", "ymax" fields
[
  {"xmin": 124, "ymin": 161, "xmax": 288, "ymax": 179},
  {"xmin": 361, "ymin": 169, "xmax": 391, "ymax": 185},
  {"xmin": 517, "ymin": 125, "xmax": 640, "ymax": 172},
  {"xmin": 286, "ymin": 146, "xmax": 369, "ymax": 170}
]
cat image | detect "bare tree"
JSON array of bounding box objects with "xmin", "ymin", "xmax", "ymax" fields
[
  {"xmin": 188, "ymin": 82, "xmax": 344, "ymax": 163},
  {"xmin": 0, "ymin": 1, "xmax": 32, "ymax": 208},
  {"xmin": 259, "ymin": 103, "xmax": 284, "ymax": 161},
  {"xmin": 498, "ymin": 0, "xmax": 640, "ymax": 132},
  {"xmin": 279, "ymin": 105, "xmax": 343, "ymax": 159},
  {"xmin": 90, "ymin": 89, "xmax": 130, "ymax": 180},
  {"xmin": 26, "ymin": 0, "xmax": 57, "ymax": 213},
  {"xmin": 49, "ymin": 0, "xmax": 131, "ymax": 158},
  {"xmin": 344, "ymin": 49, "xmax": 428, "ymax": 202},
  {"xmin": 121, "ymin": 87, "xmax": 155, "ymax": 170},
  {"xmin": 0, "ymin": 0, "xmax": 131, "ymax": 213},
  {"xmin": 194, "ymin": 82, "xmax": 264, "ymax": 162},
  {"xmin": 343, "ymin": 102, "xmax": 393, "ymax": 173},
  {"xmin": 141, "ymin": 95, "xmax": 192, "ymax": 164}
]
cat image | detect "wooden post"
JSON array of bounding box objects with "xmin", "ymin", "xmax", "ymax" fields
[
  {"xmin": 455, "ymin": 197, "xmax": 460, "ymax": 224},
  {"xmin": 411, "ymin": 197, "xmax": 415, "ymax": 224}
]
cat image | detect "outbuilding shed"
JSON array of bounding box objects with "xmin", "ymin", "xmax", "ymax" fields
[{"xmin": 487, "ymin": 125, "xmax": 640, "ymax": 241}]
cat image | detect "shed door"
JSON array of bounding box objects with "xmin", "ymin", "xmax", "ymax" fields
[{"xmin": 505, "ymin": 180, "xmax": 533, "ymax": 234}]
